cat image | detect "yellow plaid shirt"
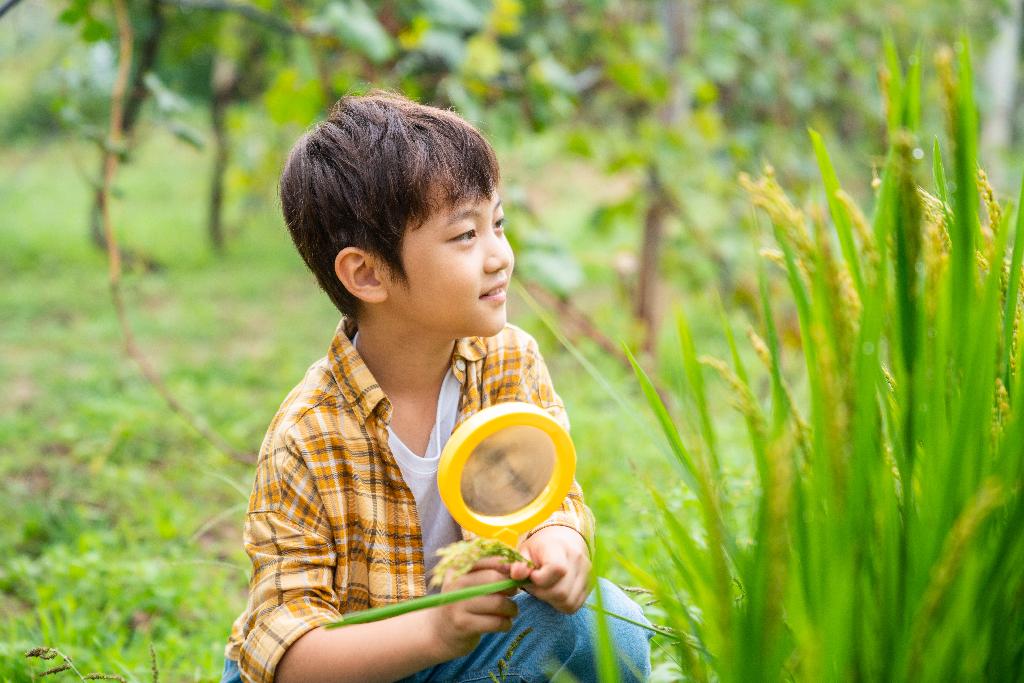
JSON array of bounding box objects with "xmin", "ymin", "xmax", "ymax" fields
[{"xmin": 224, "ymin": 319, "xmax": 595, "ymax": 682}]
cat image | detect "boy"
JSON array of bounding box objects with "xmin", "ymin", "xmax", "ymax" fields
[{"xmin": 222, "ymin": 92, "xmax": 653, "ymax": 682}]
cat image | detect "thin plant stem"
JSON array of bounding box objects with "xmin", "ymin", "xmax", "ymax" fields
[
  {"xmin": 325, "ymin": 579, "xmax": 528, "ymax": 627},
  {"xmin": 584, "ymin": 604, "xmax": 678, "ymax": 640},
  {"xmin": 97, "ymin": 0, "xmax": 252, "ymax": 465},
  {"xmin": 326, "ymin": 577, "xmax": 674, "ymax": 640}
]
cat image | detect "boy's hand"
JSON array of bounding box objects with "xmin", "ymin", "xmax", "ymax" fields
[
  {"xmin": 428, "ymin": 557, "xmax": 520, "ymax": 661},
  {"xmin": 509, "ymin": 526, "xmax": 592, "ymax": 614}
]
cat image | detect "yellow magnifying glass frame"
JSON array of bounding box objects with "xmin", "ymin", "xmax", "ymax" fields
[{"xmin": 438, "ymin": 402, "xmax": 576, "ymax": 549}]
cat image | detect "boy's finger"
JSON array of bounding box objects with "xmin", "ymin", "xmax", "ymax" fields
[
  {"xmin": 473, "ymin": 568, "xmax": 514, "ymax": 585},
  {"xmin": 509, "ymin": 546, "xmax": 534, "ymax": 580},
  {"xmin": 528, "ymin": 562, "xmax": 567, "ymax": 589},
  {"xmin": 464, "ymin": 594, "xmax": 518, "ymax": 618},
  {"xmin": 509, "ymin": 561, "xmax": 532, "ymax": 581},
  {"xmin": 471, "ymin": 556, "xmax": 513, "ymax": 573},
  {"xmin": 447, "ymin": 568, "xmax": 508, "ymax": 592},
  {"xmin": 499, "ymin": 584, "xmax": 520, "ymax": 597}
]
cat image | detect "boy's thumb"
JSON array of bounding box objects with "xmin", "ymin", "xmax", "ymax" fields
[{"xmin": 510, "ymin": 548, "xmax": 533, "ymax": 580}]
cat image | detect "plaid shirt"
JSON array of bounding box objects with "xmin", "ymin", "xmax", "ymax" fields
[{"xmin": 224, "ymin": 319, "xmax": 595, "ymax": 682}]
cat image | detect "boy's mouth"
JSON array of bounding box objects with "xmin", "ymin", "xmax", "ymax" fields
[{"xmin": 480, "ymin": 282, "xmax": 508, "ymax": 301}]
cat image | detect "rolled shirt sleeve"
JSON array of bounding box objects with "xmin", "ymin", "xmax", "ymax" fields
[
  {"xmin": 236, "ymin": 433, "xmax": 342, "ymax": 683},
  {"xmin": 525, "ymin": 478, "xmax": 596, "ymax": 558}
]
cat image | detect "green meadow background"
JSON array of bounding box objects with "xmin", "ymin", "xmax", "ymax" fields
[{"xmin": 3, "ymin": 1, "xmax": 1024, "ymax": 680}]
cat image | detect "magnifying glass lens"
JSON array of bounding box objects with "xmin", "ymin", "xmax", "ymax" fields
[{"xmin": 460, "ymin": 425, "xmax": 556, "ymax": 516}]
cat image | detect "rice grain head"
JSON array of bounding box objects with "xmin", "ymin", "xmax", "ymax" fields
[
  {"xmin": 976, "ymin": 249, "xmax": 991, "ymax": 283},
  {"xmin": 809, "ymin": 202, "xmax": 862, "ymax": 348},
  {"xmin": 698, "ymin": 354, "xmax": 766, "ymax": 444},
  {"xmin": 836, "ymin": 188, "xmax": 878, "ymax": 272},
  {"xmin": 879, "ymin": 63, "xmax": 893, "ymax": 131},
  {"xmin": 747, "ymin": 326, "xmax": 813, "ymax": 455},
  {"xmin": 1012, "ymin": 303, "xmax": 1023, "ymax": 379},
  {"xmin": 760, "ymin": 247, "xmax": 787, "ymax": 271},
  {"xmin": 993, "ymin": 377, "xmax": 1010, "ymax": 441},
  {"xmin": 920, "ymin": 188, "xmax": 951, "ymax": 313},
  {"xmin": 976, "ymin": 168, "xmax": 1000, "ymax": 258},
  {"xmin": 431, "ymin": 538, "xmax": 534, "ymax": 589},
  {"xmin": 747, "ymin": 327, "xmax": 772, "ymax": 369},
  {"xmin": 740, "ymin": 168, "xmax": 816, "ymax": 277},
  {"xmin": 936, "ymin": 46, "xmax": 956, "ymax": 142}
]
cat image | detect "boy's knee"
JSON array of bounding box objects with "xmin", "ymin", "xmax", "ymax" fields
[
  {"xmin": 593, "ymin": 577, "xmax": 653, "ymax": 636},
  {"xmin": 588, "ymin": 578, "xmax": 654, "ymax": 677}
]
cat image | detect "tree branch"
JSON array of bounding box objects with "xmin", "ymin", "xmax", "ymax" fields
[
  {"xmin": 156, "ymin": 0, "xmax": 330, "ymax": 38},
  {"xmin": 517, "ymin": 277, "xmax": 674, "ymax": 405},
  {"xmin": 103, "ymin": 0, "xmax": 252, "ymax": 464},
  {"xmin": 0, "ymin": 0, "xmax": 26, "ymax": 22},
  {"xmin": 521, "ymin": 280, "xmax": 628, "ymax": 366}
]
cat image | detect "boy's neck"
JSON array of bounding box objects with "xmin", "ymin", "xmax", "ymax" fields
[{"xmin": 352, "ymin": 317, "xmax": 456, "ymax": 402}]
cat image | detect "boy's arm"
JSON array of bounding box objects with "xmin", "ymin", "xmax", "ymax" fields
[
  {"xmin": 244, "ymin": 528, "xmax": 453, "ymax": 683},
  {"xmin": 238, "ymin": 430, "xmax": 441, "ymax": 682},
  {"xmin": 235, "ymin": 438, "xmax": 343, "ymax": 682},
  {"xmin": 518, "ymin": 334, "xmax": 596, "ymax": 555},
  {"xmin": 278, "ymin": 557, "xmax": 520, "ymax": 683},
  {"xmin": 275, "ymin": 611, "xmax": 443, "ymax": 683}
]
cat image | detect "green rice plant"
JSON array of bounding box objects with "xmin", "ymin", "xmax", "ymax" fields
[{"xmin": 629, "ymin": 38, "xmax": 1024, "ymax": 681}]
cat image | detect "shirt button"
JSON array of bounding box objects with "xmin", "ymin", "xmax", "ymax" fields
[{"xmin": 454, "ymin": 359, "xmax": 466, "ymax": 371}]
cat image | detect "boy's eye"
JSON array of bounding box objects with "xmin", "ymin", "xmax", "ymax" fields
[
  {"xmin": 495, "ymin": 218, "xmax": 505, "ymax": 233},
  {"xmin": 454, "ymin": 229, "xmax": 476, "ymax": 242}
]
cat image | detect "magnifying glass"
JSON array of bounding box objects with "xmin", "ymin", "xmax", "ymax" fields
[
  {"xmin": 327, "ymin": 401, "xmax": 577, "ymax": 626},
  {"xmin": 438, "ymin": 401, "xmax": 577, "ymax": 550}
]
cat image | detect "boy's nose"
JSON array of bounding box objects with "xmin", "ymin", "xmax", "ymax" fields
[{"xmin": 485, "ymin": 239, "xmax": 514, "ymax": 274}]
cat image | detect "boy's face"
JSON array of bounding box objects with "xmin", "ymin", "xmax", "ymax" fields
[{"xmin": 387, "ymin": 191, "xmax": 513, "ymax": 339}]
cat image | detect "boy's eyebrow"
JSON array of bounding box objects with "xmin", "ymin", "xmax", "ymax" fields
[{"xmin": 446, "ymin": 197, "xmax": 502, "ymax": 226}]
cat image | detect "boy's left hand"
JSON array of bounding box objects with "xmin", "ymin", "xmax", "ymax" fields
[{"xmin": 509, "ymin": 526, "xmax": 592, "ymax": 614}]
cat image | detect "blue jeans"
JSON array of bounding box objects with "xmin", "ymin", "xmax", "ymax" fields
[{"xmin": 221, "ymin": 578, "xmax": 653, "ymax": 682}]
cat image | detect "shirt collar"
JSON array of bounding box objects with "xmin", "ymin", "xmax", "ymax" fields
[
  {"xmin": 326, "ymin": 318, "xmax": 387, "ymax": 424},
  {"xmin": 453, "ymin": 335, "xmax": 486, "ymax": 363},
  {"xmin": 327, "ymin": 317, "xmax": 485, "ymax": 424}
]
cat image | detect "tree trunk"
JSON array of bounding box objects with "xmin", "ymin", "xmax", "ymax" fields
[
  {"xmin": 634, "ymin": 0, "xmax": 691, "ymax": 352},
  {"xmin": 207, "ymin": 38, "xmax": 266, "ymax": 252},
  {"xmin": 89, "ymin": 0, "xmax": 164, "ymax": 251},
  {"xmin": 89, "ymin": 172, "xmax": 108, "ymax": 249},
  {"xmin": 208, "ymin": 54, "xmax": 237, "ymax": 253},
  {"xmin": 635, "ymin": 170, "xmax": 671, "ymax": 347},
  {"xmin": 981, "ymin": 0, "xmax": 1023, "ymax": 188}
]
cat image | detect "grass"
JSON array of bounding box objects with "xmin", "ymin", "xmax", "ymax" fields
[{"xmin": 1, "ymin": 128, "xmax": 330, "ymax": 679}]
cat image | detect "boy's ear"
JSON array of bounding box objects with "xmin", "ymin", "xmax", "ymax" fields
[{"xmin": 334, "ymin": 247, "xmax": 389, "ymax": 305}]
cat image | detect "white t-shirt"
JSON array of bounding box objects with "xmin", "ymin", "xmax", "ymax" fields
[{"xmin": 353, "ymin": 334, "xmax": 465, "ymax": 591}]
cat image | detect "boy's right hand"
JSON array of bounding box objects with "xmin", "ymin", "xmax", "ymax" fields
[{"xmin": 427, "ymin": 557, "xmax": 520, "ymax": 660}]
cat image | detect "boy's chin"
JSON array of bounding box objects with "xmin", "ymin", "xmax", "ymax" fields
[{"xmin": 470, "ymin": 315, "xmax": 507, "ymax": 338}]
